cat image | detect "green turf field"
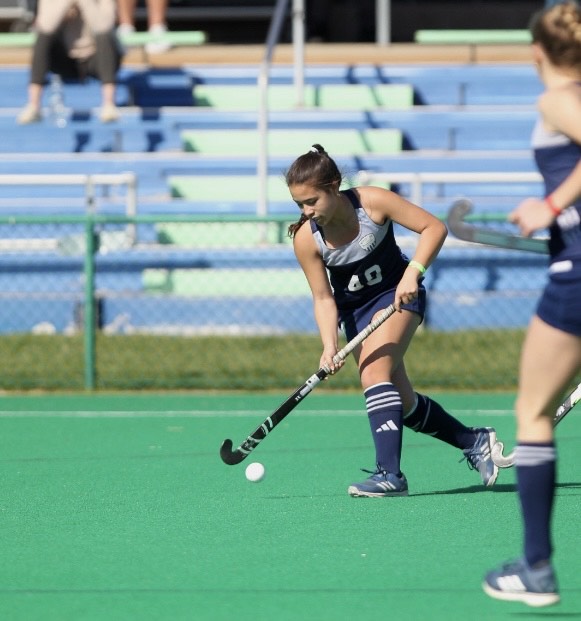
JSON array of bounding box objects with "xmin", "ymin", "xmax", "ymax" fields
[{"xmin": 0, "ymin": 392, "xmax": 579, "ymax": 621}]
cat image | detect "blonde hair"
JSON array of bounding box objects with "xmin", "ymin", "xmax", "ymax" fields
[{"xmin": 530, "ymin": 1, "xmax": 581, "ymax": 68}]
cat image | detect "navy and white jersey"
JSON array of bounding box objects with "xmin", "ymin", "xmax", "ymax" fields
[
  {"xmin": 532, "ymin": 115, "xmax": 581, "ymax": 335},
  {"xmin": 532, "ymin": 118, "xmax": 581, "ymax": 260},
  {"xmin": 309, "ymin": 189, "xmax": 410, "ymax": 311}
]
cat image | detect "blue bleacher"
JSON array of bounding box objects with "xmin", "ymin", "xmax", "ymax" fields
[
  {"xmin": 0, "ymin": 297, "xmax": 80, "ymax": 333},
  {"xmin": 182, "ymin": 63, "xmax": 543, "ymax": 106},
  {"xmin": 0, "ymin": 109, "xmax": 536, "ymax": 154},
  {"xmin": 2, "ymin": 63, "xmax": 541, "ymax": 105},
  {"xmin": 101, "ymin": 296, "xmax": 315, "ymax": 334},
  {"xmin": 0, "ymin": 60, "xmax": 548, "ymax": 333}
]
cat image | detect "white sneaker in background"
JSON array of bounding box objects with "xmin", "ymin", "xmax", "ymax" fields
[
  {"xmin": 145, "ymin": 24, "xmax": 171, "ymax": 55},
  {"xmin": 17, "ymin": 104, "xmax": 42, "ymax": 124},
  {"xmin": 99, "ymin": 104, "xmax": 120, "ymax": 123},
  {"xmin": 116, "ymin": 23, "xmax": 135, "ymax": 37}
]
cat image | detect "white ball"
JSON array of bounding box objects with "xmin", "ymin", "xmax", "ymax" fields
[{"xmin": 245, "ymin": 462, "xmax": 265, "ymax": 483}]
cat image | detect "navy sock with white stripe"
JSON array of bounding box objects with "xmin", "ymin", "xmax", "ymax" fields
[
  {"xmin": 365, "ymin": 382, "xmax": 403, "ymax": 475},
  {"xmin": 404, "ymin": 393, "xmax": 475, "ymax": 449},
  {"xmin": 516, "ymin": 442, "xmax": 557, "ymax": 567}
]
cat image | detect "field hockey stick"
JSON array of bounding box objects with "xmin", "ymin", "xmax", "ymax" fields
[
  {"xmin": 447, "ymin": 199, "xmax": 549, "ymax": 254},
  {"xmin": 219, "ymin": 303, "xmax": 397, "ymax": 465},
  {"xmin": 491, "ymin": 381, "xmax": 581, "ymax": 468}
]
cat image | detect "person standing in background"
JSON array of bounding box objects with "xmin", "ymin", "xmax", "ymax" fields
[
  {"xmin": 483, "ymin": 1, "xmax": 581, "ymax": 607},
  {"xmin": 116, "ymin": 0, "xmax": 171, "ymax": 54},
  {"xmin": 17, "ymin": 0, "xmax": 122, "ymax": 125}
]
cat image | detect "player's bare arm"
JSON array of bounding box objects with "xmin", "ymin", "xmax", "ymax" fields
[{"xmin": 293, "ymin": 223, "xmax": 343, "ymax": 372}]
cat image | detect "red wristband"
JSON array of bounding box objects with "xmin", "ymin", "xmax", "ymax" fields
[{"xmin": 545, "ymin": 195, "xmax": 561, "ymax": 217}]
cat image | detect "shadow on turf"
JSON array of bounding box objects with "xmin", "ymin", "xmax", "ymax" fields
[
  {"xmin": 410, "ymin": 481, "xmax": 581, "ymax": 498},
  {"xmin": 407, "ymin": 483, "xmax": 514, "ymax": 497},
  {"xmin": 264, "ymin": 483, "xmax": 580, "ymax": 501},
  {"xmin": 510, "ymin": 613, "xmax": 581, "ymax": 618}
]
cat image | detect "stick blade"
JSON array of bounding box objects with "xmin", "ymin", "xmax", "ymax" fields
[
  {"xmin": 447, "ymin": 199, "xmax": 476, "ymax": 242},
  {"xmin": 447, "ymin": 198, "xmax": 548, "ymax": 254},
  {"xmin": 491, "ymin": 441, "xmax": 515, "ymax": 468},
  {"xmin": 219, "ymin": 439, "xmax": 247, "ymax": 465}
]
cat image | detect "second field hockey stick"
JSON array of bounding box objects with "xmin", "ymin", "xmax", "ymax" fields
[
  {"xmin": 491, "ymin": 381, "xmax": 581, "ymax": 468},
  {"xmin": 447, "ymin": 198, "xmax": 549, "ymax": 254},
  {"xmin": 219, "ymin": 303, "xmax": 397, "ymax": 465}
]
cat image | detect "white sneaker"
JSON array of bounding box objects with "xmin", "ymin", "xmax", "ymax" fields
[
  {"xmin": 484, "ymin": 558, "xmax": 560, "ymax": 607},
  {"xmin": 145, "ymin": 24, "xmax": 171, "ymax": 54},
  {"xmin": 462, "ymin": 427, "xmax": 499, "ymax": 487},
  {"xmin": 17, "ymin": 104, "xmax": 42, "ymax": 125},
  {"xmin": 116, "ymin": 23, "xmax": 135, "ymax": 37},
  {"xmin": 99, "ymin": 104, "xmax": 120, "ymax": 123}
]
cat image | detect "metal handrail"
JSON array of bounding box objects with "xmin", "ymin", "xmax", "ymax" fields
[
  {"xmin": 0, "ymin": 172, "xmax": 137, "ymax": 213},
  {"xmin": 0, "ymin": 172, "xmax": 138, "ymax": 242},
  {"xmin": 356, "ymin": 170, "xmax": 543, "ymax": 206},
  {"xmin": 257, "ymin": 0, "xmax": 305, "ymax": 219}
]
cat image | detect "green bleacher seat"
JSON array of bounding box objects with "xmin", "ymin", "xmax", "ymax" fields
[
  {"xmin": 168, "ymin": 176, "xmax": 293, "ymax": 202},
  {"xmin": 0, "ymin": 30, "xmax": 206, "ymax": 47},
  {"xmin": 120, "ymin": 31, "xmax": 207, "ymax": 46},
  {"xmin": 155, "ymin": 221, "xmax": 293, "ymax": 248},
  {"xmin": 414, "ymin": 29, "xmax": 531, "ymax": 45},
  {"xmin": 0, "ymin": 32, "xmax": 35, "ymax": 46},
  {"xmin": 317, "ymin": 84, "xmax": 413, "ymax": 109},
  {"xmin": 180, "ymin": 128, "xmax": 402, "ymax": 156},
  {"xmin": 193, "ymin": 84, "xmax": 316, "ymax": 109},
  {"xmin": 374, "ymin": 84, "xmax": 415, "ymax": 108},
  {"xmin": 163, "ymin": 176, "xmax": 362, "ymax": 248},
  {"xmin": 193, "ymin": 83, "xmax": 414, "ymax": 110},
  {"xmin": 143, "ymin": 268, "xmax": 310, "ymax": 295}
]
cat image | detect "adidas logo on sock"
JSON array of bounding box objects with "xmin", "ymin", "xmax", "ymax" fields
[{"xmin": 376, "ymin": 420, "xmax": 399, "ymax": 433}]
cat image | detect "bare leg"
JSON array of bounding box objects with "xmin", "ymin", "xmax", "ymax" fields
[
  {"xmin": 516, "ymin": 316, "xmax": 581, "ymax": 440},
  {"xmin": 101, "ymin": 83, "xmax": 116, "ymax": 108},
  {"xmin": 117, "ymin": 0, "xmax": 136, "ymax": 27},
  {"xmin": 146, "ymin": 0, "xmax": 167, "ymax": 28},
  {"xmin": 355, "ymin": 308, "xmax": 419, "ymax": 390},
  {"xmin": 27, "ymin": 83, "xmax": 43, "ymax": 111}
]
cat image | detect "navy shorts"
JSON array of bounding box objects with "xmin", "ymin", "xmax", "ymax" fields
[
  {"xmin": 536, "ymin": 258, "xmax": 581, "ymax": 336},
  {"xmin": 339, "ymin": 284, "xmax": 426, "ymax": 342}
]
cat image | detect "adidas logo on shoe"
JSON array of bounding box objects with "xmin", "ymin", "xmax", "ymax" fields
[
  {"xmin": 483, "ymin": 558, "xmax": 560, "ymax": 607},
  {"xmin": 348, "ymin": 469, "xmax": 409, "ymax": 497}
]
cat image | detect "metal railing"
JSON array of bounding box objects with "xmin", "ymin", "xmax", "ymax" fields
[
  {"xmin": 0, "ymin": 172, "xmax": 138, "ymax": 246},
  {"xmin": 258, "ymin": 0, "xmax": 305, "ymax": 220},
  {"xmin": 0, "ymin": 173, "xmax": 137, "ymax": 213},
  {"xmin": 356, "ymin": 170, "xmax": 543, "ymax": 206},
  {"xmin": 0, "ymin": 210, "xmax": 548, "ymax": 391}
]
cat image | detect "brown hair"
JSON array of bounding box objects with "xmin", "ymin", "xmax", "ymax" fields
[
  {"xmin": 285, "ymin": 144, "xmax": 343, "ymax": 238},
  {"xmin": 530, "ymin": 1, "xmax": 581, "ymax": 68}
]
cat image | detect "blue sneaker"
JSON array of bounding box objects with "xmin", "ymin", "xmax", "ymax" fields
[
  {"xmin": 483, "ymin": 558, "xmax": 560, "ymax": 607},
  {"xmin": 348, "ymin": 468, "xmax": 409, "ymax": 497},
  {"xmin": 462, "ymin": 427, "xmax": 499, "ymax": 487}
]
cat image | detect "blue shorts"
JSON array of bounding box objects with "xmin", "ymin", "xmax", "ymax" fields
[
  {"xmin": 536, "ymin": 258, "xmax": 581, "ymax": 336},
  {"xmin": 339, "ymin": 285, "xmax": 426, "ymax": 341}
]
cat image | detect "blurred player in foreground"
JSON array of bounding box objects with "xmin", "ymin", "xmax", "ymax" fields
[
  {"xmin": 285, "ymin": 143, "xmax": 502, "ymax": 497},
  {"xmin": 483, "ymin": 1, "xmax": 581, "ymax": 607}
]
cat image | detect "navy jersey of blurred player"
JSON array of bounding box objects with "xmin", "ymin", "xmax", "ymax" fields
[
  {"xmin": 533, "ymin": 116, "xmax": 581, "ymax": 258},
  {"xmin": 484, "ymin": 2, "xmax": 581, "ymax": 608}
]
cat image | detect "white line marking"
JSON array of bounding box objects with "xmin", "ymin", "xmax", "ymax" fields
[{"xmin": 0, "ymin": 409, "xmax": 514, "ymax": 418}]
